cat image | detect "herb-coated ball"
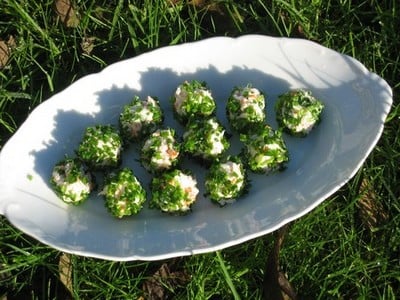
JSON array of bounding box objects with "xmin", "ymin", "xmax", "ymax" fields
[
  {"xmin": 275, "ymin": 89, "xmax": 324, "ymax": 136},
  {"xmin": 205, "ymin": 156, "xmax": 247, "ymax": 205},
  {"xmin": 226, "ymin": 85, "xmax": 266, "ymax": 133},
  {"xmin": 171, "ymin": 80, "xmax": 216, "ymax": 124},
  {"xmin": 182, "ymin": 117, "xmax": 230, "ymax": 162},
  {"xmin": 241, "ymin": 125, "xmax": 289, "ymax": 174},
  {"xmin": 77, "ymin": 125, "xmax": 123, "ymax": 170},
  {"xmin": 150, "ymin": 169, "xmax": 199, "ymax": 214},
  {"xmin": 50, "ymin": 158, "xmax": 95, "ymax": 205},
  {"xmin": 119, "ymin": 95, "xmax": 163, "ymax": 142},
  {"xmin": 141, "ymin": 128, "xmax": 181, "ymax": 173},
  {"xmin": 102, "ymin": 168, "xmax": 146, "ymax": 218}
]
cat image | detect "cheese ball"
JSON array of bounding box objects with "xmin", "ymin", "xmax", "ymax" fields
[
  {"xmin": 102, "ymin": 168, "xmax": 146, "ymax": 218},
  {"xmin": 150, "ymin": 169, "xmax": 199, "ymax": 214},
  {"xmin": 141, "ymin": 128, "xmax": 181, "ymax": 173},
  {"xmin": 275, "ymin": 89, "xmax": 324, "ymax": 136},
  {"xmin": 241, "ymin": 125, "xmax": 289, "ymax": 174},
  {"xmin": 226, "ymin": 85, "xmax": 266, "ymax": 133},
  {"xmin": 119, "ymin": 95, "xmax": 163, "ymax": 142},
  {"xmin": 182, "ymin": 117, "xmax": 230, "ymax": 162},
  {"xmin": 50, "ymin": 158, "xmax": 95, "ymax": 205},
  {"xmin": 77, "ymin": 125, "xmax": 123, "ymax": 170},
  {"xmin": 205, "ymin": 156, "xmax": 247, "ymax": 206},
  {"xmin": 171, "ymin": 80, "xmax": 216, "ymax": 124}
]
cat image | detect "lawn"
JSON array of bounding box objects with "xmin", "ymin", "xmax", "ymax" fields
[{"xmin": 0, "ymin": 0, "xmax": 399, "ymax": 299}]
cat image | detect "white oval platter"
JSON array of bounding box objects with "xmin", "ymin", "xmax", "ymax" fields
[{"xmin": 0, "ymin": 35, "xmax": 393, "ymax": 261}]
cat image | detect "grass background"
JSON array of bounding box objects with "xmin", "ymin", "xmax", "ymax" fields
[{"xmin": 0, "ymin": 0, "xmax": 399, "ymax": 299}]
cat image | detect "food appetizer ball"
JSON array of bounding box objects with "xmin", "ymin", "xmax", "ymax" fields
[
  {"xmin": 150, "ymin": 169, "xmax": 199, "ymax": 214},
  {"xmin": 182, "ymin": 117, "xmax": 230, "ymax": 162},
  {"xmin": 50, "ymin": 158, "xmax": 95, "ymax": 205},
  {"xmin": 102, "ymin": 168, "xmax": 146, "ymax": 218},
  {"xmin": 275, "ymin": 89, "xmax": 324, "ymax": 136},
  {"xmin": 141, "ymin": 128, "xmax": 181, "ymax": 173},
  {"xmin": 205, "ymin": 156, "xmax": 248, "ymax": 206},
  {"xmin": 119, "ymin": 95, "xmax": 163, "ymax": 142},
  {"xmin": 241, "ymin": 125, "xmax": 289, "ymax": 174},
  {"xmin": 77, "ymin": 125, "xmax": 123, "ymax": 170},
  {"xmin": 226, "ymin": 85, "xmax": 266, "ymax": 133},
  {"xmin": 171, "ymin": 80, "xmax": 216, "ymax": 124}
]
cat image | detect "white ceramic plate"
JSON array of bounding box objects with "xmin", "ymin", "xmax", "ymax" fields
[{"xmin": 0, "ymin": 35, "xmax": 392, "ymax": 261}]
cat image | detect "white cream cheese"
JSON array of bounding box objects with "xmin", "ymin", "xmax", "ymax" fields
[{"xmin": 173, "ymin": 172, "xmax": 199, "ymax": 209}]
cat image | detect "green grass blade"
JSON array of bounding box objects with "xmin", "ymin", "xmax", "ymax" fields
[
  {"xmin": 216, "ymin": 251, "xmax": 241, "ymax": 300},
  {"xmin": 108, "ymin": 0, "xmax": 124, "ymax": 41},
  {"xmin": 8, "ymin": 1, "xmax": 60, "ymax": 56}
]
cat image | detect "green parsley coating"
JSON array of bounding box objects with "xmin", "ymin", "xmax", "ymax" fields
[
  {"xmin": 77, "ymin": 125, "xmax": 123, "ymax": 170},
  {"xmin": 50, "ymin": 158, "xmax": 94, "ymax": 205},
  {"xmin": 275, "ymin": 89, "xmax": 324, "ymax": 137},
  {"xmin": 141, "ymin": 128, "xmax": 181, "ymax": 173},
  {"xmin": 182, "ymin": 117, "xmax": 230, "ymax": 162},
  {"xmin": 119, "ymin": 95, "xmax": 163, "ymax": 142},
  {"xmin": 240, "ymin": 125, "xmax": 289, "ymax": 174},
  {"xmin": 150, "ymin": 169, "xmax": 199, "ymax": 214},
  {"xmin": 205, "ymin": 155, "xmax": 248, "ymax": 206},
  {"xmin": 102, "ymin": 168, "xmax": 146, "ymax": 218},
  {"xmin": 226, "ymin": 85, "xmax": 266, "ymax": 133},
  {"xmin": 171, "ymin": 80, "xmax": 216, "ymax": 124}
]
